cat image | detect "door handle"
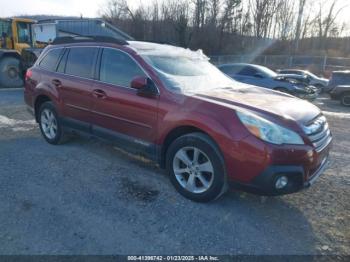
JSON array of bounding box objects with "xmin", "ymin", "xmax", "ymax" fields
[
  {"xmin": 92, "ymin": 89, "xmax": 107, "ymax": 99},
  {"xmin": 51, "ymin": 79, "xmax": 62, "ymax": 87}
]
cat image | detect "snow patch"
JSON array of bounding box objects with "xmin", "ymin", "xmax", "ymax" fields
[
  {"xmin": 127, "ymin": 41, "xmax": 209, "ymax": 60},
  {"xmin": 0, "ymin": 115, "xmax": 36, "ymax": 129}
]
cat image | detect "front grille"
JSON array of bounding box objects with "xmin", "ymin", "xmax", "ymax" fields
[{"xmin": 303, "ymin": 115, "xmax": 332, "ymax": 152}]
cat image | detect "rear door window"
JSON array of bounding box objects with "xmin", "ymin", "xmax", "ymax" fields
[
  {"xmin": 99, "ymin": 48, "xmax": 146, "ymax": 87},
  {"xmin": 65, "ymin": 47, "xmax": 98, "ymax": 79},
  {"xmin": 39, "ymin": 48, "xmax": 63, "ymax": 72}
]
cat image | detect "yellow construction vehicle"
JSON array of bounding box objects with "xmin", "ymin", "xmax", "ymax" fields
[
  {"xmin": 0, "ymin": 17, "xmax": 133, "ymax": 88},
  {"xmin": 0, "ymin": 17, "xmax": 36, "ymax": 88}
]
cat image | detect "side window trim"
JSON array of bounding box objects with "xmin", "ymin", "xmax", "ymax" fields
[
  {"xmin": 95, "ymin": 47, "xmax": 102, "ymax": 81},
  {"xmin": 93, "ymin": 47, "xmax": 102, "ymax": 80},
  {"xmin": 56, "ymin": 48, "xmax": 68, "ymax": 73}
]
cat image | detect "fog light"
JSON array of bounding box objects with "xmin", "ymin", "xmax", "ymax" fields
[{"xmin": 275, "ymin": 176, "xmax": 288, "ymax": 189}]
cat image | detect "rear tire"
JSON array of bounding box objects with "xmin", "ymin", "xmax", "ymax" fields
[
  {"xmin": 38, "ymin": 102, "xmax": 67, "ymax": 145},
  {"xmin": 166, "ymin": 132, "xmax": 227, "ymax": 202},
  {"xmin": 0, "ymin": 57, "xmax": 23, "ymax": 88},
  {"xmin": 340, "ymin": 92, "xmax": 350, "ymax": 107}
]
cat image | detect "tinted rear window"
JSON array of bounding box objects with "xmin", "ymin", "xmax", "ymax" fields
[
  {"xmin": 65, "ymin": 47, "xmax": 98, "ymax": 79},
  {"xmin": 39, "ymin": 48, "xmax": 63, "ymax": 71}
]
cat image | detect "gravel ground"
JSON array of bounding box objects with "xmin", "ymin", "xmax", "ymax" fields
[{"xmin": 0, "ymin": 89, "xmax": 349, "ymax": 255}]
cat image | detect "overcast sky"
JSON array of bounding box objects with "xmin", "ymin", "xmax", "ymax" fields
[{"xmin": 1, "ymin": 0, "xmax": 349, "ymax": 26}]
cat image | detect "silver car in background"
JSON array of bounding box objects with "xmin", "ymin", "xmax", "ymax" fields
[
  {"xmin": 217, "ymin": 63, "xmax": 318, "ymax": 100},
  {"xmin": 277, "ymin": 69, "xmax": 329, "ymax": 91}
]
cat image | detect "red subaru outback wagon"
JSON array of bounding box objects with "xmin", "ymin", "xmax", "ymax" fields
[{"xmin": 24, "ymin": 36, "xmax": 332, "ymax": 202}]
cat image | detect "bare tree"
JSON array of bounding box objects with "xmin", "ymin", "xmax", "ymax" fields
[
  {"xmin": 101, "ymin": 0, "xmax": 135, "ymax": 21},
  {"xmin": 218, "ymin": 0, "xmax": 241, "ymax": 48},
  {"xmin": 316, "ymin": 0, "xmax": 345, "ymax": 39},
  {"xmin": 249, "ymin": 0, "xmax": 278, "ymax": 38},
  {"xmin": 294, "ymin": 0, "xmax": 307, "ymax": 52},
  {"xmin": 274, "ymin": 0, "xmax": 295, "ymax": 40},
  {"xmin": 208, "ymin": 0, "xmax": 221, "ymax": 25},
  {"xmin": 193, "ymin": 0, "xmax": 208, "ymax": 29},
  {"xmin": 99, "ymin": 0, "xmax": 350, "ymax": 57},
  {"xmin": 301, "ymin": 9, "xmax": 312, "ymax": 39},
  {"xmin": 174, "ymin": 1, "xmax": 192, "ymax": 46}
]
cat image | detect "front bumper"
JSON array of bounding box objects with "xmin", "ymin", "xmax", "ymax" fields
[
  {"xmin": 303, "ymin": 156, "xmax": 330, "ymax": 187},
  {"xmin": 230, "ymin": 152, "xmax": 331, "ymax": 196}
]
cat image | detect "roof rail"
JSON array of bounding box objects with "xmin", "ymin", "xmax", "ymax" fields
[{"xmin": 52, "ymin": 36, "xmax": 129, "ymax": 45}]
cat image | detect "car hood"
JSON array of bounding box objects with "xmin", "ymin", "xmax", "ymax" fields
[{"xmin": 193, "ymin": 85, "xmax": 321, "ymax": 125}]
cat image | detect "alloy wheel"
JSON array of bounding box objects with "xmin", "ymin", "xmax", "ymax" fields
[
  {"xmin": 40, "ymin": 109, "xmax": 58, "ymax": 140},
  {"xmin": 172, "ymin": 146, "xmax": 214, "ymax": 194}
]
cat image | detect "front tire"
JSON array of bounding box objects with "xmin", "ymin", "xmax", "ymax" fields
[
  {"xmin": 166, "ymin": 133, "xmax": 227, "ymax": 202},
  {"xmin": 38, "ymin": 102, "xmax": 67, "ymax": 144}
]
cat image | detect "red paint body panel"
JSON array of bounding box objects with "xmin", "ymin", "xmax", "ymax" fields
[
  {"xmin": 90, "ymin": 81, "xmax": 158, "ymax": 142},
  {"xmin": 24, "ymin": 41, "xmax": 332, "ymax": 192}
]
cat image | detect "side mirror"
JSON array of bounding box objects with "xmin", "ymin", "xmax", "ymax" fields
[
  {"xmin": 130, "ymin": 76, "xmax": 159, "ymax": 98},
  {"xmin": 131, "ymin": 76, "xmax": 147, "ymax": 89}
]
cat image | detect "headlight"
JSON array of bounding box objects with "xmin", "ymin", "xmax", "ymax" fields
[{"xmin": 236, "ymin": 111, "xmax": 304, "ymax": 145}]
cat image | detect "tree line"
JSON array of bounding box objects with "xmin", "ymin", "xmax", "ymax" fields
[{"xmin": 99, "ymin": 0, "xmax": 349, "ymax": 56}]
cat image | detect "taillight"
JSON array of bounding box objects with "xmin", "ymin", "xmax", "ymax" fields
[{"xmin": 25, "ymin": 69, "xmax": 32, "ymax": 81}]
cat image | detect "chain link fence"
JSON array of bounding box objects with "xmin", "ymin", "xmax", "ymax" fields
[{"xmin": 210, "ymin": 55, "xmax": 350, "ymax": 76}]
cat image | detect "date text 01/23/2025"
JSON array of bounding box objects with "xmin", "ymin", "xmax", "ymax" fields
[{"xmin": 127, "ymin": 256, "xmax": 219, "ymax": 261}]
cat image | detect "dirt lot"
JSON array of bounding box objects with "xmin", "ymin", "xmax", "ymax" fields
[{"xmin": 0, "ymin": 88, "xmax": 349, "ymax": 255}]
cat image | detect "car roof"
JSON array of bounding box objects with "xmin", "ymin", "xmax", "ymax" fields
[
  {"xmin": 47, "ymin": 38, "xmax": 209, "ymax": 60},
  {"xmin": 47, "ymin": 41, "xmax": 127, "ymax": 49}
]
